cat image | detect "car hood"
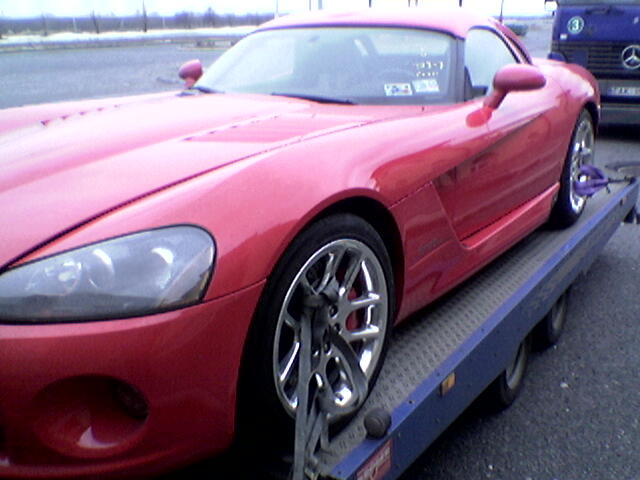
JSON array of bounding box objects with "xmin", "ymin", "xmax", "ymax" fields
[{"xmin": 0, "ymin": 92, "xmax": 390, "ymax": 269}]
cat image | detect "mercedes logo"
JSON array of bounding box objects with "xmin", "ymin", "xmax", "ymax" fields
[{"xmin": 621, "ymin": 45, "xmax": 640, "ymax": 70}]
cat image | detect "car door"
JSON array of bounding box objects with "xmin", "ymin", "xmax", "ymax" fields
[{"xmin": 451, "ymin": 27, "xmax": 565, "ymax": 241}]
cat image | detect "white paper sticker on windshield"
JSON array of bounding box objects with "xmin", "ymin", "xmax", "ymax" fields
[
  {"xmin": 413, "ymin": 79, "xmax": 440, "ymax": 93},
  {"xmin": 384, "ymin": 83, "xmax": 412, "ymax": 96}
]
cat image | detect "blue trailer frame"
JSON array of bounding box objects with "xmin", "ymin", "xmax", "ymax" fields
[{"xmin": 308, "ymin": 179, "xmax": 638, "ymax": 480}]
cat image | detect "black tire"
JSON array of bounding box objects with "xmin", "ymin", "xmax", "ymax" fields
[
  {"xmin": 482, "ymin": 335, "xmax": 532, "ymax": 411},
  {"xmin": 533, "ymin": 288, "xmax": 570, "ymax": 350},
  {"xmin": 549, "ymin": 109, "xmax": 595, "ymax": 228},
  {"xmin": 237, "ymin": 213, "xmax": 394, "ymax": 453}
]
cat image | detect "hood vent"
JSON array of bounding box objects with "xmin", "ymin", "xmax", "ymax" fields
[{"xmin": 186, "ymin": 114, "xmax": 360, "ymax": 144}]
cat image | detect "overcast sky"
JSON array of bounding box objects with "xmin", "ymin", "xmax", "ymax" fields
[{"xmin": 0, "ymin": 0, "xmax": 548, "ymax": 18}]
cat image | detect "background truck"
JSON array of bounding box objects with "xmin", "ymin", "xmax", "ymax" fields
[{"xmin": 547, "ymin": 0, "xmax": 640, "ymax": 124}]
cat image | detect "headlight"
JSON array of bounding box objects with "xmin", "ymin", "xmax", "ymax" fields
[{"xmin": 0, "ymin": 226, "xmax": 215, "ymax": 323}]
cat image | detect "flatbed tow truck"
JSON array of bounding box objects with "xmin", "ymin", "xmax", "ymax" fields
[
  {"xmin": 255, "ymin": 168, "xmax": 639, "ymax": 480},
  {"xmin": 316, "ymin": 172, "xmax": 638, "ymax": 480}
]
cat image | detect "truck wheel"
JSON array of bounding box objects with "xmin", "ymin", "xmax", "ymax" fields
[
  {"xmin": 238, "ymin": 213, "xmax": 394, "ymax": 451},
  {"xmin": 483, "ymin": 335, "xmax": 531, "ymax": 411},
  {"xmin": 533, "ymin": 288, "xmax": 570, "ymax": 350},
  {"xmin": 550, "ymin": 110, "xmax": 594, "ymax": 227}
]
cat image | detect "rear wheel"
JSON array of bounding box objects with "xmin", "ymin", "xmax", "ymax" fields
[
  {"xmin": 550, "ymin": 109, "xmax": 594, "ymax": 227},
  {"xmin": 533, "ymin": 288, "xmax": 570, "ymax": 350},
  {"xmin": 483, "ymin": 335, "xmax": 532, "ymax": 411},
  {"xmin": 238, "ymin": 214, "xmax": 394, "ymax": 451}
]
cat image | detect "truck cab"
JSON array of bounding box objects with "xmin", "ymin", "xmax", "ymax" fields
[{"xmin": 547, "ymin": 0, "xmax": 640, "ymax": 124}]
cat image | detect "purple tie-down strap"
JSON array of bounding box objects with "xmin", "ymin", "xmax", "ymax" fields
[{"xmin": 573, "ymin": 165, "xmax": 610, "ymax": 197}]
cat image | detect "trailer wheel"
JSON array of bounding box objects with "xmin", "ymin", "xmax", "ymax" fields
[
  {"xmin": 238, "ymin": 213, "xmax": 394, "ymax": 450},
  {"xmin": 533, "ymin": 288, "xmax": 570, "ymax": 350},
  {"xmin": 484, "ymin": 335, "xmax": 531, "ymax": 410},
  {"xmin": 549, "ymin": 109, "xmax": 594, "ymax": 227}
]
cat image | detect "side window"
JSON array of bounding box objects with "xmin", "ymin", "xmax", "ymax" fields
[{"xmin": 464, "ymin": 28, "xmax": 518, "ymax": 97}]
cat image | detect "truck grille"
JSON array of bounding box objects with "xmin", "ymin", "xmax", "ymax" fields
[{"xmin": 552, "ymin": 41, "xmax": 640, "ymax": 77}]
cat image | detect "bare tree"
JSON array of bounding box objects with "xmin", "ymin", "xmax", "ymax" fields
[
  {"xmin": 204, "ymin": 7, "xmax": 217, "ymax": 27},
  {"xmin": 91, "ymin": 10, "xmax": 101, "ymax": 34},
  {"xmin": 175, "ymin": 11, "xmax": 192, "ymax": 29},
  {"xmin": 141, "ymin": 1, "xmax": 148, "ymax": 32},
  {"xmin": 41, "ymin": 14, "xmax": 49, "ymax": 36}
]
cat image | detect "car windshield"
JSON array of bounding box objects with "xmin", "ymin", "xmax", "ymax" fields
[{"xmin": 196, "ymin": 27, "xmax": 456, "ymax": 106}]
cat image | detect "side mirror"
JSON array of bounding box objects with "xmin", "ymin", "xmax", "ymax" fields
[
  {"xmin": 178, "ymin": 59, "xmax": 203, "ymax": 88},
  {"xmin": 484, "ymin": 64, "xmax": 546, "ymax": 109}
]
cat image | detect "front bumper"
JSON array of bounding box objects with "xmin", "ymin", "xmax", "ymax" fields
[
  {"xmin": 599, "ymin": 79, "xmax": 640, "ymax": 125},
  {"xmin": 600, "ymin": 102, "xmax": 640, "ymax": 125},
  {"xmin": 0, "ymin": 281, "xmax": 263, "ymax": 478}
]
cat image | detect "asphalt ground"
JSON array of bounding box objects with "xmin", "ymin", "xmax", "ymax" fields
[
  {"xmin": 0, "ymin": 43, "xmax": 224, "ymax": 109},
  {"xmin": 0, "ymin": 18, "xmax": 639, "ymax": 480}
]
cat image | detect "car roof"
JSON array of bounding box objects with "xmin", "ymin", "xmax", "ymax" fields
[{"xmin": 256, "ymin": 7, "xmax": 496, "ymax": 39}]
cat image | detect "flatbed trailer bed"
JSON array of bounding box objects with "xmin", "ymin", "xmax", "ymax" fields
[{"xmin": 302, "ymin": 178, "xmax": 639, "ymax": 480}]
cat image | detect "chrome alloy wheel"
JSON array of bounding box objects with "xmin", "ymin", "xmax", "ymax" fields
[
  {"xmin": 273, "ymin": 238, "xmax": 389, "ymax": 417},
  {"xmin": 569, "ymin": 116, "xmax": 595, "ymax": 214}
]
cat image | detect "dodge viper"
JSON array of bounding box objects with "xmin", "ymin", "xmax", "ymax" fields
[{"xmin": 0, "ymin": 7, "xmax": 598, "ymax": 478}]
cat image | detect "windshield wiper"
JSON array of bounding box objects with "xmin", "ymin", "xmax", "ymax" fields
[
  {"xmin": 191, "ymin": 85, "xmax": 224, "ymax": 94},
  {"xmin": 270, "ymin": 92, "xmax": 356, "ymax": 105}
]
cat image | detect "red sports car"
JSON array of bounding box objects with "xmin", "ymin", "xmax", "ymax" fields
[{"xmin": 0, "ymin": 7, "xmax": 598, "ymax": 478}]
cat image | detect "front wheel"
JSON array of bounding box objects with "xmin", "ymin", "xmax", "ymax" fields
[
  {"xmin": 238, "ymin": 214, "xmax": 394, "ymax": 451},
  {"xmin": 549, "ymin": 109, "xmax": 595, "ymax": 228}
]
